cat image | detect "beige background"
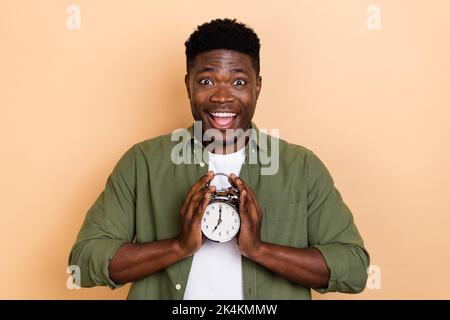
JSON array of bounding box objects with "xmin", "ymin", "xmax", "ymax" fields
[{"xmin": 1, "ymin": 0, "xmax": 449, "ymax": 299}]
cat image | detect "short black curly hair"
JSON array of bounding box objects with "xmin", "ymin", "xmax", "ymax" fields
[{"xmin": 185, "ymin": 18, "xmax": 261, "ymax": 75}]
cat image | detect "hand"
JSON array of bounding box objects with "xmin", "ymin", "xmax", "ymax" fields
[
  {"xmin": 176, "ymin": 171, "xmax": 216, "ymax": 256},
  {"xmin": 229, "ymin": 173, "xmax": 264, "ymax": 259}
]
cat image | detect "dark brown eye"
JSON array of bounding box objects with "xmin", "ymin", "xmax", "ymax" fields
[
  {"xmin": 232, "ymin": 79, "xmax": 246, "ymax": 86},
  {"xmin": 199, "ymin": 78, "xmax": 214, "ymax": 86}
]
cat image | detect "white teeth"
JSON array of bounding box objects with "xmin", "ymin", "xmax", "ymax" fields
[{"xmin": 210, "ymin": 112, "xmax": 237, "ymax": 118}]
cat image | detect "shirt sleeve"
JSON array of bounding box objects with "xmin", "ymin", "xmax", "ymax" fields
[
  {"xmin": 68, "ymin": 145, "xmax": 137, "ymax": 289},
  {"xmin": 306, "ymin": 151, "xmax": 370, "ymax": 294}
]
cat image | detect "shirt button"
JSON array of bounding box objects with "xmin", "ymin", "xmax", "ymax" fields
[
  {"xmin": 175, "ymin": 284, "xmax": 181, "ymax": 290},
  {"xmin": 199, "ymin": 161, "xmax": 205, "ymax": 167}
]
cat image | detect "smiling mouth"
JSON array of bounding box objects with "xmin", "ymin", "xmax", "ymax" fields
[{"xmin": 207, "ymin": 112, "xmax": 238, "ymax": 128}]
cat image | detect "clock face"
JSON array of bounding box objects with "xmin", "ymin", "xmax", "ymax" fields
[{"xmin": 201, "ymin": 201, "xmax": 240, "ymax": 242}]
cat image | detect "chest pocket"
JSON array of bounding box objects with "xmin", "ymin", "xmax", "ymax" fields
[{"xmin": 261, "ymin": 202, "xmax": 308, "ymax": 248}]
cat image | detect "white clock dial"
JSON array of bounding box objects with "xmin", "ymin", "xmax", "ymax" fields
[{"xmin": 201, "ymin": 202, "xmax": 240, "ymax": 242}]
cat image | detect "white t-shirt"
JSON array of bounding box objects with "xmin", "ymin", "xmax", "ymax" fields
[{"xmin": 183, "ymin": 147, "xmax": 246, "ymax": 300}]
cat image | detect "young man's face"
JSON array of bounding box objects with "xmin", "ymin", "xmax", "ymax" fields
[{"xmin": 185, "ymin": 49, "xmax": 262, "ymax": 146}]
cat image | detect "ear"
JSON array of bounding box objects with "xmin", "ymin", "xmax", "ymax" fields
[
  {"xmin": 255, "ymin": 75, "xmax": 262, "ymax": 100},
  {"xmin": 185, "ymin": 74, "xmax": 191, "ymax": 100}
]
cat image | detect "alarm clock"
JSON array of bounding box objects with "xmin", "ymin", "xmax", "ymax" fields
[{"xmin": 201, "ymin": 173, "xmax": 240, "ymax": 243}]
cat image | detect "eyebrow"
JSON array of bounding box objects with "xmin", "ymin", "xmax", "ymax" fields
[
  {"xmin": 196, "ymin": 67, "xmax": 216, "ymax": 74},
  {"xmin": 229, "ymin": 67, "xmax": 248, "ymax": 74},
  {"xmin": 196, "ymin": 66, "xmax": 250, "ymax": 76}
]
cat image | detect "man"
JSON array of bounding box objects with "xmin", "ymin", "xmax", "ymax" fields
[{"xmin": 69, "ymin": 18, "xmax": 369, "ymax": 299}]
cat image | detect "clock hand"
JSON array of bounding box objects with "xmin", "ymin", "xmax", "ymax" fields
[
  {"xmin": 212, "ymin": 220, "xmax": 221, "ymax": 233},
  {"xmin": 212, "ymin": 207, "xmax": 223, "ymax": 233}
]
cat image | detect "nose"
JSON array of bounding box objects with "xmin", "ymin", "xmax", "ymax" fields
[{"xmin": 210, "ymin": 85, "xmax": 235, "ymax": 104}]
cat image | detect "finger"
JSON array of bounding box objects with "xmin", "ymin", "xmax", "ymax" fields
[
  {"xmin": 181, "ymin": 171, "xmax": 214, "ymax": 214},
  {"xmin": 230, "ymin": 175, "xmax": 253, "ymax": 216},
  {"xmin": 187, "ymin": 171, "xmax": 214, "ymax": 202},
  {"xmin": 239, "ymin": 190, "xmax": 247, "ymax": 214},
  {"xmin": 237, "ymin": 178, "xmax": 258, "ymax": 203},
  {"xmin": 192, "ymin": 185, "xmax": 215, "ymax": 213},
  {"xmin": 245, "ymin": 194, "xmax": 260, "ymax": 222},
  {"xmin": 229, "ymin": 173, "xmax": 246, "ymax": 195},
  {"xmin": 232, "ymin": 178, "xmax": 258, "ymax": 216},
  {"xmin": 239, "ymin": 190, "xmax": 251, "ymax": 224},
  {"xmin": 229, "ymin": 173, "xmax": 250, "ymax": 196},
  {"xmin": 186, "ymin": 171, "xmax": 214, "ymax": 204},
  {"xmin": 185, "ymin": 186, "xmax": 215, "ymax": 220},
  {"xmin": 193, "ymin": 191, "xmax": 211, "ymax": 223},
  {"xmin": 230, "ymin": 174, "xmax": 260, "ymax": 214}
]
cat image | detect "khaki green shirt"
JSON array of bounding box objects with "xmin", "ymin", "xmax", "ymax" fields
[{"xmin": 69, "ymin": 123, "xmax": 369, "ymax": 299}]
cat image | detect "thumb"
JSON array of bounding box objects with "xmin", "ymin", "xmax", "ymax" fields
[
  {"xmin": 239, "ymin": 190, "xmax": 247, "ymax": 216},
  {"xmin": 194, "ymin": 192, "xmax": 210, "ymax": 223}
]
